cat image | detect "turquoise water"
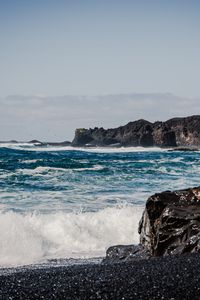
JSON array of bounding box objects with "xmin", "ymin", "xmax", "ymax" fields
[
  {"xmin": 0, "ymin": 143, "xmax": 200, "ymax": 267},
  {"xmin": 1, "ymin": 144, "xmax": 200, "ymax": 212}
]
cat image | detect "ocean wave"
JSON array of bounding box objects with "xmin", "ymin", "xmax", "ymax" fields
[
  {"xmin": 16, "ymin": 166, "xmax": 67, "ymax": 175},
  {"xmin": 74, "ymin": 146, "xmax": 166, "ymax": 153},
  {"xmin": 0, "ymin": 142, "xmax": 36, "ymax": 148},
  {"xmin": 16, "ymin": 165, "xmax": 105, "ymax": 175},
  {"xmin": 0, "ymin": 206, "xmax": 143, "ymax": 267},
  {"xmin": 75, "ymin": 165, "xmax": 105, "ymax": 171},
  {"xmin": 22, "ymin": 159, "xmax": 44, "ymax": 164},
  {"xmin": 0, "ymin": 143, "xmax": 166, "ymax": 153}
]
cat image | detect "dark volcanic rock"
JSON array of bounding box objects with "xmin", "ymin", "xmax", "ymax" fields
[
  {"xmin": 72, "ymin": 120, "xmax": 154, "ymax": 147},
  {"xmin": 104, "ymin": 186, "xmax": 200, "ymax": 263},
  {"xmin": 72, "ymin": 115, "xmax": 200, "ymax": 147},
  {"xmin": 28, "ymin": 140, "xmax": 71, "ymax": 147},
  {"xmin": 169, "ymin": 146, "xmax": 199, "ymax": 152},
  {"xmin": 103, "ymin": 244, "xmax": 150, "ymax": 263},
  {"xmin": 139, "ymin": 186, "xmax": 200, "ymax": 256},
  {"xmin": 166, "ymin": 116, "xmax": 200, "ymax": 146},
  {"xmin": 72, "ymin": 128, "xmax": 95, "ymax": 146},
  {"xmin": 46, "ymin": 141, "xmax": 71, "ymax": 146},
  {"xmin": 28, "ymin": 140, "xmax": 44, "ymax": 145},
  {"xmin": 152, "ymin": 122, "xmax": 177, "ymax": 147}
]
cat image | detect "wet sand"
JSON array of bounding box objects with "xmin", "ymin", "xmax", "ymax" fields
[{"xmin": 1, "ymin": 253, "xmax": 200, "ymax": 299}]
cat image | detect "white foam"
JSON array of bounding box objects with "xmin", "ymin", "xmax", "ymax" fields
[
  {"xmin": 23, "ymin": 159, "xmax": 44, "ymax": 164},
  {"xmin": 79, "ymin": 146, "xmax": 166, "ymax": 153},
  {"xmin": 17, "ymin": 166, "xmax": 67, "ymax": 175},
  {"xmin": 0, "ymin": 143, "xmax": 166, "ymax": 153},
  {"xmin": 75, "ymin": 165, "xmax": 104, "ymax": 171},
  {"xmin": 0, "ymin": 142, "xmax": 36, "ymax": 148},
  {"xmin": 171, "ymin": 157, "xmax": 183, "ymax": 162},
  {"xmin": 0, "ymin": 206, "xmax": 143, "ymax": 267}
]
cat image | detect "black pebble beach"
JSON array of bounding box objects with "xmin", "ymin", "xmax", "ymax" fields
[{"xmin": 1, "ymin": 253, "xmax": 200, "ymax": 299}]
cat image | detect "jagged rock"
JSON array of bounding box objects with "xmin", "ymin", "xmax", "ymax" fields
[
  {"xmin": 28, "ymin": 140, "xmax": 71, "ymax": 147},
  {"xmin": 102, "ymin": 244, "xmax": 150, "ymax": 263},
  {"xmin": 72, "ymin": 129, "xmax": 94, "ymax": 146},
  {"xmin": 166, "ymin": 116, "xmax": 200, "ymax": 146},
  {"xmin": 139, "ymin": 186, "xmax": 200, "ymax": 256},
  {"xmin": 153, "ymin": 122, "xmax": 177, "ymax": 147},
  {"xmin": 72, "ymin": 115, "xmax": 200, "ymax": 147},
  {"xmin": 103, "ymin": 187, "xmax": 200, "ymax": 262},
  {"xmin": 28, "ymin": 140, "xmax": 43, "ymax": 145},
  {"xmin": 46, "ymin": 141, "xmax": 71, "ymax": 146},
  {"xmin": 0, "ymin": 140, "xmax": 18, "ymax": 144},
  {"xmin": 169, "ymin": 147, "xmax": 199, "ymax": 152}
]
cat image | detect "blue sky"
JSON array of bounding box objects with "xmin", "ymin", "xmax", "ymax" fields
[
  {"xmin": 0, "ymin": 1, "xmax": 200, "ymax": 140},
  {"xmin": 0, "ymin": 0, "xmax": 200, "ymax": 97}
]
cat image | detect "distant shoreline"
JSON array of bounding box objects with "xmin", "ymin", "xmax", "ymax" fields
[
  {"xmin": 2, "ymin": 115, "xmax": 200, "ymax": 149},
  {"xmin": 0, "ymin": 140, "xmax": 199, "ymax": 152}
]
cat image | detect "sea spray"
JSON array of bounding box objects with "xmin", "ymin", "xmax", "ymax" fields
[{"xmin": 0, "ymin": 206, "xmax": 143, "ymax": 267}]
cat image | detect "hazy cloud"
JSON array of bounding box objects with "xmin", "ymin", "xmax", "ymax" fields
[{"xmin": 0, "ymin": 93, "xmax": 199, "ymax": 141}]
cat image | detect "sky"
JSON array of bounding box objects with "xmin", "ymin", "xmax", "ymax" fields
[
  {"xmin": 0, "ymin": 0, "xmax": 200, "ymax": 141},
  {"xmin": 1, "ymin": 93, "xmax": 200, "ymax": 141}
]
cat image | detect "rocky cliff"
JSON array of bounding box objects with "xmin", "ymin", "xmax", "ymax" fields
[{"xmin": 72, "ymin": 115, "xmax": 200, "ymax": 147}]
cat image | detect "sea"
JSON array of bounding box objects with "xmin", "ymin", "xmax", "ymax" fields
[{"xmin": 0, "ymin": 142, "xmax": 200, "ymax": 269}]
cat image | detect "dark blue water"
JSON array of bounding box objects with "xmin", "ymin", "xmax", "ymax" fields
[{"xmin": 0, "ymin": 144, "xmax": 200, "ymax": 213}]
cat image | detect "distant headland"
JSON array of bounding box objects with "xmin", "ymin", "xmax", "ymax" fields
[
  {"xmin": 72, "ymin": 115, "xmax": 200, "ymax": 148},
  {"xmin": 1, "ymin": 115, "xmax": 200, "ymax": 149}
]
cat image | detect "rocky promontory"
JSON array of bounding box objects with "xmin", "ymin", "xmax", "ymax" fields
[{"xmin": 72, "ymin": 115, "xmax": 200, "ymax": 147}]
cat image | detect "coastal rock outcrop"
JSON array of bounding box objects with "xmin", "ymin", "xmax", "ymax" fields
[
  {"xmin": 139, "ymin": 186, "xmax": 200, "ymax": 256},
  {"xmin": 104, "ymin": 186, "xmax": 200, "ymax": 263},
  {"xmin": 72, "ymin": 115, "xmax": 200, "ymax": 147},
  {"xmin": 103, "ymin": 244, "xmax": 150, "ymax": 263}
]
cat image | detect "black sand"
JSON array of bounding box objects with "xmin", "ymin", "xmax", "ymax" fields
[{"xmin": 1, "ymin": 253, "xmax": 200, "ymax": 299}]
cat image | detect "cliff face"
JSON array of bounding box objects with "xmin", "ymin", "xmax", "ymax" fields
[{"xmin": 72, "ymin": 115, "xmax": 200, "ymax": 147}]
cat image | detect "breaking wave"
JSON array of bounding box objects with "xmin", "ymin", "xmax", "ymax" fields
[
  {"xmin": 0, "ymin": 143, "xmax": 166, "ymax": 153},
  {"xmin": 0, "ymin": 206, "xmax": 143, "ymax": 267}
]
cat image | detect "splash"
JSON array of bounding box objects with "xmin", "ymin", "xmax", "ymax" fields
[{"xmin": 0, "ymin": 206, "xmax": 143, "ymax": 267}]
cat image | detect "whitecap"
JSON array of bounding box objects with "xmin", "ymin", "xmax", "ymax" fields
[
  {"xmin": 17, "ymin": 166, "xmax": 67, "ymax": 175},
  {"xmin": 75, "ymin": 165, "xmax": 105, "ymax": 171},
  {"xmin": 22, "ymin": 159, "xmax": 44, "ymax": 164},
  {"xmin": 0, "ymin": 143, "xmax": 167, "ymax": 153}
]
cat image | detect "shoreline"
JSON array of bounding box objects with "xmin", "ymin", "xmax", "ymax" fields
[
  {"xmin": 0, "ymin": 142, "xmax": 199, "ymax": 155},
  {"xmin": 1, "ymin": 253, "xmax": 200, "ymax": 299}
]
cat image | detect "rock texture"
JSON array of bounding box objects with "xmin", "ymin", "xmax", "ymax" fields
[
  {"xmin": 139, "ymin": 186, "xmax": 200, "ymax": 256},
  {"xmin": 104, "ymin": 186, "xmax": 200, "ymax": 263},
  {"xmin": 3, "ymin": 254, "xmax": 200, "ymax": 300},
  {"xmin": 72, "ymin": 115, "xmax": 200, "ymax": 147},
  {"xmin": 28, "ymin": 140, "xmax": 71, "ymax": 146},
  {"xmin": 103, "ymin": 244, "xmax": 150, "ymax": 263}
]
